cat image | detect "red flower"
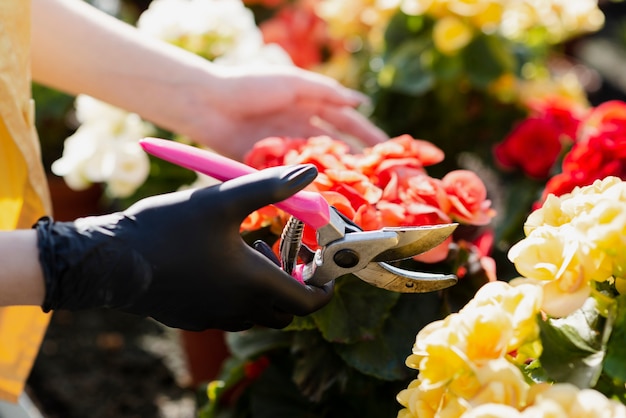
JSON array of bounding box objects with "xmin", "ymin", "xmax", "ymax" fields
[
  {"xmin": 258, "ymin": 0, "xmax": 336, "ymax": 69},
  {"xmin": 540, "ymin": 100, "xmax": 626, "ymax": 202},
  {"xmin": 442, "ymin": 170, "xmax": 495, "ymax": 225},
  {"xmin": 244, "ymin": 356, "xmax": 271, "ymax": 380},
  {"xmin": 244, "ymin": 136, "xmax": 307, "ymax": 169},
  {"xmin": 527, "ymin": 97, "xmax": 585, "ymax": 141},
  {"xmin": 493, "ymin": 117, "xmax": 565, "ymax": 179},
  {"xmin": 242, "ymin": 134, "xmax": 495, "ymax": 264}
]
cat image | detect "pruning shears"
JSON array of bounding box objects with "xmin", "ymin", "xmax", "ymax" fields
[{"xmin": 139, "ymin": 137, "xmax": 458, "ymax": 293}]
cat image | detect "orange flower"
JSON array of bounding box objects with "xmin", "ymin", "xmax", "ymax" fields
[
  {"xmin": 244, "ymin": 136, "xmax": 307, "ymax": 169},
  {"xmin": 442, "ymin": 170, "xmax": 495, "ymax": 225},
  {"xmin": 242, "ymin": 135, "xmax": 495, "ymax": 262},
  {"xmin": 258, "ymin": 0, "xmax": 338, "ymax": 69}
]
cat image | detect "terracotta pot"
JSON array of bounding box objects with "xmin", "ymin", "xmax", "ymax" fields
[{"xmin": 180, "ymin": 329, "xmax": 230, "ymax": 388}]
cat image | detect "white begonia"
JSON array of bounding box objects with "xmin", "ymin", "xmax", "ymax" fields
[
  {"xmin": 52, "ymin": 95, "xmax": 154, "ymax": 198},
  {"xmin": 55, "ymin": 0, "xmax": 293, "ymax": 198},
  {"xmin": 136, "ymin": 0, "xmax": 285, "ymax": 63}
]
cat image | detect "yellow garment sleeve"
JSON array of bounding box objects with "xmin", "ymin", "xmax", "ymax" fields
[
  {"xmin": 0, "ymin": 0, "xmax": 53, "ymax": 402},
  {"xmin": 0, "ymin": 117, "xmax": 51, "ymax": 403}
]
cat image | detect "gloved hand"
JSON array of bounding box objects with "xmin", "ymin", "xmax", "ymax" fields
[{"xmin": 34, "ymin": 164, "xmax": 333, "ymax": 331}]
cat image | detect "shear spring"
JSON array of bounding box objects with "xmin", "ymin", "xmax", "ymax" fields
[{"xmin": 279, "ymin": 216, "xmax": 305, "ymax": 275}]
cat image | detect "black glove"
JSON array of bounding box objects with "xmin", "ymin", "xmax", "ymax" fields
[{"xmin": 34, "ymin": 164, "xmax": 333, "ymax": 331}]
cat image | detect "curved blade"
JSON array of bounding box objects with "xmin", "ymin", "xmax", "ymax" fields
[
  {"xmin": 354, "ymin": 262, "xmax": 458, "ymax": 293},
  {"xmin": 372, "ymin": 223, "xmax": 458, "ymax": 262}
]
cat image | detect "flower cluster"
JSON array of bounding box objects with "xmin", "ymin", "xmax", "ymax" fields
[
  {"xmin": 137, "ymin": 0, "xmax": 292, "ymax": 65},
  {"xmin": 397, "ymin": 0, "xmax": 603, "ymax": 53},
  {"xmin": 241, "ymin": 134, "xmax": 495, "ymax": 264},
  {"xmin": 396, "ymin": 280, "xmax": 626, "ymax": 418},
  {"xmin": 508, "ymin": 176, "xmax": 626, "ymax": 318},
  {"xmin": 54, "ymin": 0, "xmax": 294, "ymax": 199},
  {"xmin": 493, "ymin": 97, "xmax": 586, "ymax": 179},
  {"xmin": 542, "ymin": 100, "xmax": 626, "ymax": 200},
  {"xmin": 51, "ymin": 95, "xmax": 154, "ymax": 198},
  {"xmin": 494, "ymin": 99, "xmax": 626, "ymax": 196},
  {"xmin": 397, "ymin": 280, "xmax": 542, "ymax": 417}
]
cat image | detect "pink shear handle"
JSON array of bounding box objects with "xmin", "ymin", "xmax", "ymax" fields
[{"xmin": 139, "ymin": 137, "xmax": 331, "ymax": 230}]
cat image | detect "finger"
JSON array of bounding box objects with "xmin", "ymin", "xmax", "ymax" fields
[
  {"xmin": 286, "ymin": 67, "xmax": 370, "ymax": 107},
  {"xmin": 275, "ymin": 281, "xmax": 335, "ymax": 316},
  {"xmin": 253, "ymin": 240, "xmax": 281, "ymax": 267},
  {"xmin": 214, "ymin": 164, "xmax": 318, "ymax": 221},
  {"xmin": 259, "ymin": 266, "xmax": 335, "ymax": 316},
  {"xmin": 315, "ymin": 105, "xmax": 389, "ymax": 147},
  {"xmin": 244, "ymin": 248, "xmax": 335, "ymax": 316}
]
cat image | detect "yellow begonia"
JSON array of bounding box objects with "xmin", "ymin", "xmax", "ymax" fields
[
  {"xmin": 466, "ymin": 281, "xmax": 542, "ymax": 352},
  {"xmin": 432, "ymin": 15, "xmax": 473, "ymax": 55},
  {"xmin": 316, "ymin": 0, "xmax": 397, "ymax": 46},
  {"xmin": 461, "ymin": 403, "xmax": 523, "ymax": 418},
  {"xmin": 468, "ymin": 1, "xmax": 503, "ymax": 32},
  {"xmin": 461, "ymin": 305, "xmax": 513, "ymax": 365},
  {"xmin": 515, "ymin": 73, "xmax": 590, "ymax": 115},
  {"xmin": 446, "ymin": 0, "xmax": 496, "ymax": 18},
  {"xmin": 398, "ymin": 281, "xmax": 544, "ymax": 417},
  {"xmin": 522, "ymin": 383, "xmax": 626, "ymax": 417},
  {"xmin": 510, "ymin": 177, "xmax": 626, "ymax": 316},
  {"xmin": 470, "ymin": 359, "xmax": 529, "ymax": 410},
  {"xmin": 527, "ymin": 177, "xmax": 624, "ymax": 233}
]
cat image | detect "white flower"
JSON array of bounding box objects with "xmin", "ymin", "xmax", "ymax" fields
[
  {"xmin": 52, "ymin": 96, "xmax": 154, "ymax": 198},
  {"xmin": 136, "ymin": 0, "xmax": 283, "ymax": 63}
]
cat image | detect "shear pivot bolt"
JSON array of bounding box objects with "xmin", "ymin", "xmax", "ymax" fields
[{"xmin": 334, "ymin": 249, "xmax": 359, "ymax": 268}]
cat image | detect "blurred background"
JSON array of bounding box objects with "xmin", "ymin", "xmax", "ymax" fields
[{"xmin": 28, "ymin": 0, "xmax": 626, "ymax": 417}]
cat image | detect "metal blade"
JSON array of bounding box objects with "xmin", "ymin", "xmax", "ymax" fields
[
  {"xmin": 371, "ymin": 223, "xmax": 458, "ymax": 262},
  {"xmin": 354, "ymin": 262, "xmax": 458, "ymax": 293}
]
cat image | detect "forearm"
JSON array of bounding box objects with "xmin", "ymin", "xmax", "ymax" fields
[
  {"xmin": 31, "ymin": 0, "xmax": 220, "ymax": 135},
  {"xmin": 0, "ymin": 230, "xmax": 45, "ymax": 307}
]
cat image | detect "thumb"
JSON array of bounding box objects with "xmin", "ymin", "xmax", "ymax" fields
[{"xmin": 213, "ymin": 164, "xmax": 318, "ymax": 221}]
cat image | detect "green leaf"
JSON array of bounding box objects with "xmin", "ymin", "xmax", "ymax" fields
[
  {"xmin": 226, "ymin": 327, "xmax": 292, "ymax": 360},
  {"xmin": 431, "ymin": 52, "xmax": 463, "ymax": 81},
  {"xmin": 539, "ymin": 298, "xmax": 608, "ymax": 388},
  {"xmin": 378, "ymin": 38, "xmax": 435, "ymax": 95},
  {"xmin": 603, "ymin": 295, "xmax": 626, "ymax": 382},
  {"xmin": 292, "ymin": 331, "xmax": 349, "ymax": 402},
  {"xmin": 285, "ymin": 315, "xmax": 317, "ymax": 331},
  {"xmin": 383, "ymin": 11, "xmax": 427, "ymax": 49},
  {"xmin": 462, "ymin": 34, "xmax": 515, "ymax": 89},
  {"xmin": 335, "ymin": 291, "xmax": 443, "ymax": 381},
  {"xmin": 249, "ymin": 363, "xmax": 319, "ymax": 418},
  {"xmin": 311, "ymin": 275, "xmax": 400, "ymax": 344}
]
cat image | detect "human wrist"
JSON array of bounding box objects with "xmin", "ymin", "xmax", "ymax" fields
[{"xmin": 0, "ymin": 229, "xmax": 45, "ymax": 307}]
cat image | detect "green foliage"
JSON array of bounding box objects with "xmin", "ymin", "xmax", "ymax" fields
[
  {"xmin": 309, "ymin": 275, "xmax": 399, "ymax": 344},
  {"xmin": 32, "ymin": 83, "xmax": 76, "ymax": 172},
  {"xmin": 603, "ymin": 295, "xmax": 626, "ymax": 382},
  {"xmin": 539, "ymin": 298, "xmax": 609, "ymax": 388}
]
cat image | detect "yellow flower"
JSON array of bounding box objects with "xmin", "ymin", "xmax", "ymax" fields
[
  {"xmin": 419, "ymin": 343, "xmax": 479, "ymax": 397},
  {"xmin": 514, "ymin": 177, "xmax": 626, "ymax": 315},
  {"xmin": 397, "ymin": 376, "xmax": 465, "ymax": 418},
  {"xmin": 508, "ymin": 226, "xmax": 594, "ymax": 317},
  {"xmin": 523, "ymin": 383, "xmax": 626, "ymax": 417},
  {"xmin": 528, "ymin": 177, "xmax": 624, "ymax": 234},
  {"xmin": 469, "ymin": 1, "xmax": 504, "ymax": 32},
  {"xmin": 461, "ymin": 404, "xmax": 523, "ymax": 418},
  {"xmin": 447, "ymin": 0, "xmax": 495, "ymax": 18},
  {"xmin": 460, "ymin": 304, "xmax": 513, "ymax": 365},
  {"xmin": 467, "ymin": 281, "xmax": 543, "ymax": 351},
  {"xmin": 471, "ymin": 358, "xmax": 530, "ymax": 410},
  {"xmin": 400, "ymin": 0, "xmax": 435, "ymax": 16},
  {"xmin": 432, "ymin": 15, "xmax": 473, "ymax": 55},
  {"xmin": 509, "ymin": 226, "xmax": 579, "ymax": 281}
]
